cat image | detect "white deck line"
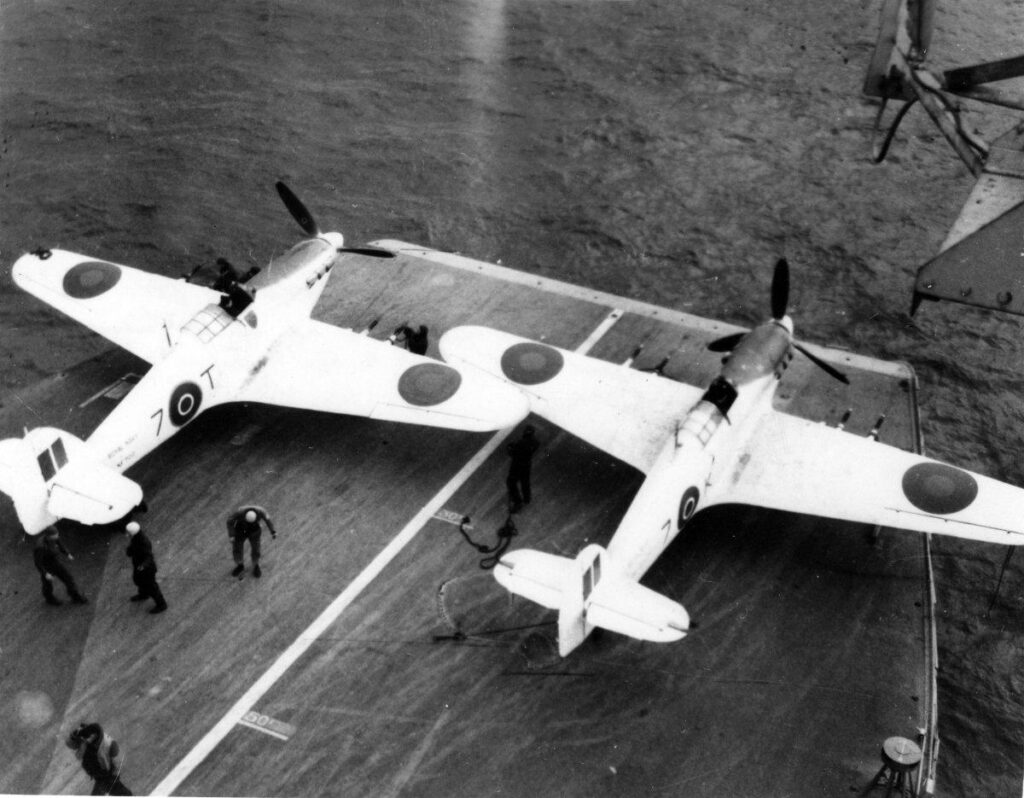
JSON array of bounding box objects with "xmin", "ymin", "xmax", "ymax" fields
[
  {"xmin": 370, "ymin": 240, "xmax": 915, "ymax": 379},
  {"xmin": 148, "ymin": 309, "xmax": 623, "ymax": 796}
]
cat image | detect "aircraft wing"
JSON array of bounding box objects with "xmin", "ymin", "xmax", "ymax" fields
[
  {"xmin": 234, "ymin": 319, "xmax": 529, "ymax": 432},
  {"xmin": 440, "ymin": 325, "xmax": 704, "ymax": 473},
  {"xmin": 713, "ymin": 409, "xmax": 1024, "ymax": 545},
  {"xmin": 12, "ymin": 248, "xmax": 219, "ymax": 364}
]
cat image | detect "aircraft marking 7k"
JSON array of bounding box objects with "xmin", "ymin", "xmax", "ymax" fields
[
  {"xmin": 440, "ymin": 259, "xmax": 1024, "ymax": 656},
  {"xmin": 0, "ymin": 183, "xmax": 528, "ymax": 535}
]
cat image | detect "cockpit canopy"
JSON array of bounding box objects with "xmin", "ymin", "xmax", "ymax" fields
[{"xmin": 700, "ymin": 376, "xmax": 738, "ymax": 416}]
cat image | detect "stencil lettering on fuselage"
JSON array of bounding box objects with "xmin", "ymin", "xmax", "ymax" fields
[
  {"xmin": 500, "ymin": 342, "xmax": 564, "ymax": 385},
  {"xmin": 62, "ymin": 261, "xmax": 122, "ymax": 298}
]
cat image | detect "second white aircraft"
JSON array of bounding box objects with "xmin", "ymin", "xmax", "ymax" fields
[{"xmin": 440, "ymin": 258, "xmax": 1024, "ymax": 656}]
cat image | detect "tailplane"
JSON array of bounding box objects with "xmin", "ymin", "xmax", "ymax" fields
[
  {"xmin": 0, "ymin": 427, "xmax": 143, "ymax": 534},
  {"xmin": 494, "ymin": 544, "xmax": 690, "ymax": 657}
]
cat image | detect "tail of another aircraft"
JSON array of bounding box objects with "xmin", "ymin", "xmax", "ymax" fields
[
  {"xmin": 494, "ymin": 544, "xmax": 690, "ymax": 657},
  {"xmin": 0, "ymin": 427, "xmax": 143, "ymax": 535}
]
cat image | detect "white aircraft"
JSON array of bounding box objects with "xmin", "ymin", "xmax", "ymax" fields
[
  {"xmin": 0, "ymin": 182, "xmax": 529, "ymax": 536},
  {"xmin": 440, "ymin": 258, "xmax": 1024, "ymax": 657}
]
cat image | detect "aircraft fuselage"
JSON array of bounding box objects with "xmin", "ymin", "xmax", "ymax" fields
[
  {"xmin": 87, "ymin": 235, "xmax": 342, "ymax": 472},
  {"xmin": 607, "ymin": 317, "xmax": 794, "ymax": 580}
]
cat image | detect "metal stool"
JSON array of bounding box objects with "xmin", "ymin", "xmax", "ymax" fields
[{"xmin": 866, "ymin": 736, "xmax": 921, "ymax": 798}]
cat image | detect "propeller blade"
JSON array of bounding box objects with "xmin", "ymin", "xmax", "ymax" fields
[
  {"xmin": 275, "ymin": 181, "xmax": 320, "ymax": 237},
  {"xmin": 795, "ymin": 343, "xmax": 849, "ymax": 384},
  {"xmin": 337, "ymin": 246, "xmax": 396, "ymax": 259},
  {"xmin": 707, "ymin": 332, "xmax": 745, "ymax": 352},
  {"xmin": 771, "ymin": 257, "xmax": 789, "ymax": 320}
]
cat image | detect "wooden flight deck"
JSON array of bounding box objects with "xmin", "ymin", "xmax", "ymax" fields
[{"xmin": 0, "ymin": 244, "xmax": 936, "ymax": 796}]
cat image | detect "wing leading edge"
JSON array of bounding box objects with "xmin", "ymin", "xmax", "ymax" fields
[
  {"xmin": 440, "ymin": 325, "xmax": 704, "ymax": 473},
  {"xmin": 715, "ymin": 410, "xmax": 1024, "ymax": 545},
  {"xmin": 12, "ymin": 249, "xmax": 219, "ymax": 364},
  {"xmin": 236, "ymin": 319, "xmax": 529, "ymax": 432}
]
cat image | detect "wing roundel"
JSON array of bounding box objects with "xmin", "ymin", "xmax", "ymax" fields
[
  {"xmin": 901, "ymin": 462, "xmax": 979, "ymax": 514},
  {"xmin": 62, "ymin": 261, "xmax": 122, "ymax": 298},
  {"xmin": 397, "ymin": 363, "xmax": 462, "ymax": 406},
  {"xmin": 500, "ymin": 342, "xmax": 565, "ymax": 385},
  {"xmin": 13, "ymin": 248, "xmax": 220, "ymax": 364},
  {"xmin": 235, "ymin": 320, "xmax": 528, "ymax": 432}
]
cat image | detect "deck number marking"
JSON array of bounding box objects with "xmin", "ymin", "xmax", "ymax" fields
[{"xmin": 238, "ymin": 711, "xmax": 295, "ymax": 742}]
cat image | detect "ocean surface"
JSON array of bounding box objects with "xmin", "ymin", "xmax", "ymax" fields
[{"xmin": 1, "ymin": 0, "xmax": 1023, "ymax": 794}]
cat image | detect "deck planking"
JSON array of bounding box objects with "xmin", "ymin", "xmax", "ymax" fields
[{"xmin": 0, "ymin": 245, "xmax": 931, "ymax": 796}]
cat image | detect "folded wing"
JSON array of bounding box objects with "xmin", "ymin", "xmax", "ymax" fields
[
  {"xmin": 12, "ymin": 249, "xmax": 219, "ymax": 364},
  {"xmin": 235, "ymin": 320, "xmax": 529, "ymax": 431},
  {"xmin": 440, "ymin": 325, "xmax": 703, "ymax": 473},
  {"xmin": 715, "ymin": 409, "xmax": 1024, "ymax": 545}
]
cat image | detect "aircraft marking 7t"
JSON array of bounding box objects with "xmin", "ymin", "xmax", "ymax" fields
[
  {"xmin": 440, "ymin": 259, "xmax": 1024, "ymax": 656},
  {"xmin": 0, "ymin": 183, "xmax": 528, "ymax": 535}
]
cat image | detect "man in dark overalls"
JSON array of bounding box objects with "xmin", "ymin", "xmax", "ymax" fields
[
  {"xmin": 506, "ymin": 425, "xmax": 540, "ymax": 513},
  {"xmin": 33, "ymin": 525, "xmax": 88, "ymax": 606},
  {"xmin": 227, "ymin": 505, "xmax": 277, "ymax": 578},
  {"xmin": 125, "ymin": 522, "xmax": 167, "ymax": 614},
  {"xmin": 66, "ymin": 721, "xmax": 132, "ymax": 795},
  {"xmin": 389, "ymin": 324, "xmax": 429, "ymax": 355}
]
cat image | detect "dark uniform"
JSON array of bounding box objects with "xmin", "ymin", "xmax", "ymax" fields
[
  {"xmin": 125, "ymin": 523, "xmax": 167, "ymax": 614},
  {"xmin": 391, "ymin": 324, "xmax": 429, "ymax": 355},
  {"xmin": 33, "ymin": 526, "xmax": 87, "ymax": 605},
  {"xmin": 66, "ymin": 722, "xmax": 132, "ymax": 796},
  {"xmin": 506, "ymin": 426, "xmax": 540, "ymax": 513},
  {"xmin": 227, "ymin": 505, "xmax": 277, "ymax": 578},
  {"xmin": 211, "ymin": 258, "xmax": 240, "ymax": 292}
]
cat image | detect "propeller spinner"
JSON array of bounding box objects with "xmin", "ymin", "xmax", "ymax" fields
[
  {"xmin": 275, "ymin": 180, "xmax": 395, "ymax": 259},
  {"xmin": 707, "ymin": 256, "xmax": 849, "ymax": 385}
]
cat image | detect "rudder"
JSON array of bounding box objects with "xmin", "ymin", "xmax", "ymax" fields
[{"xmin": 0, "ymin": 428, "xmax": 143, "ymax": 534}]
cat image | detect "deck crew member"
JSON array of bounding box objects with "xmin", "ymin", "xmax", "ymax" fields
[
  {"xmin": 125, "ymin": 522, "xmax": 167, "ymax": 614},
  {"xmin": 211, "ymin": 258, "xmax": 241, "ymax": 293},
  {"xmin": 227, "ymin": 505, "xmax": 277, "ymax": 578},
  {"xmin": 506, "ymin": 425, "xmax": 540, "ymax": 513},
  {"xmin": 33, "ymin": 525, "xmax": 88, "ymax": 606},
  {"xmin": 389, "ymin": 324, "xmax": 430, "ymax": 355},
  {"xmin": 65, "ymin": 721, "xmax": 132, "ymax": 795}
]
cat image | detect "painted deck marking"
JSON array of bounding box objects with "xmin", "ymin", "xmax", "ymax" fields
[
  {"xmin": 149, "ymin": 309, "xmax": 623, "ymax": 796},
  {"xmin": 237, "ymin": 711, "xmax": 296, "ymax": 742}
]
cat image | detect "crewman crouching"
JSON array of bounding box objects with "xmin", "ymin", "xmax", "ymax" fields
[
  {"xmin": 227, "ymin": 505, "xmax": 277, "ymax": 578},
  {"xmin": 65, "ymin": 721, "xmax": 132, "ymax": 795}
]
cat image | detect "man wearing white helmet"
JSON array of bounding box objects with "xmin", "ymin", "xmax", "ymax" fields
[
  {"xmin": 226, "ymin": 505, "xmax": 277, "ymax": 578},
  {"xmin": 125, "ymin": 521, "xmax": 167, "ymax": 614}
]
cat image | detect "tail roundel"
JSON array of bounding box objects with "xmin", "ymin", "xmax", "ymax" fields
[
  {"xmin": 0, "ymin": 428, "xmax": 143, "ymax": 535},
  {"xmin": 494, "ymin": 544, "xmax": 690, "ymax": 657}
]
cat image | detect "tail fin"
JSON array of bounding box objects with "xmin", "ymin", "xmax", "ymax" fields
[
  {"xmin": 494, "ymin": 544, "xmax": 690, "ymax": 657},
  {"xmin": 0, "ymin": 428, "xmax": 143, "ymax": 534}
]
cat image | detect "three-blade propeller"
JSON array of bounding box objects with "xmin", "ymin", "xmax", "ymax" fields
[
  {"xmin": 275, "ymin": 180, "xmax": 396, "ymax": 259},
  {"xmin": 709, "ymin": 257, "xmax": 849, "ymax": 384}
]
